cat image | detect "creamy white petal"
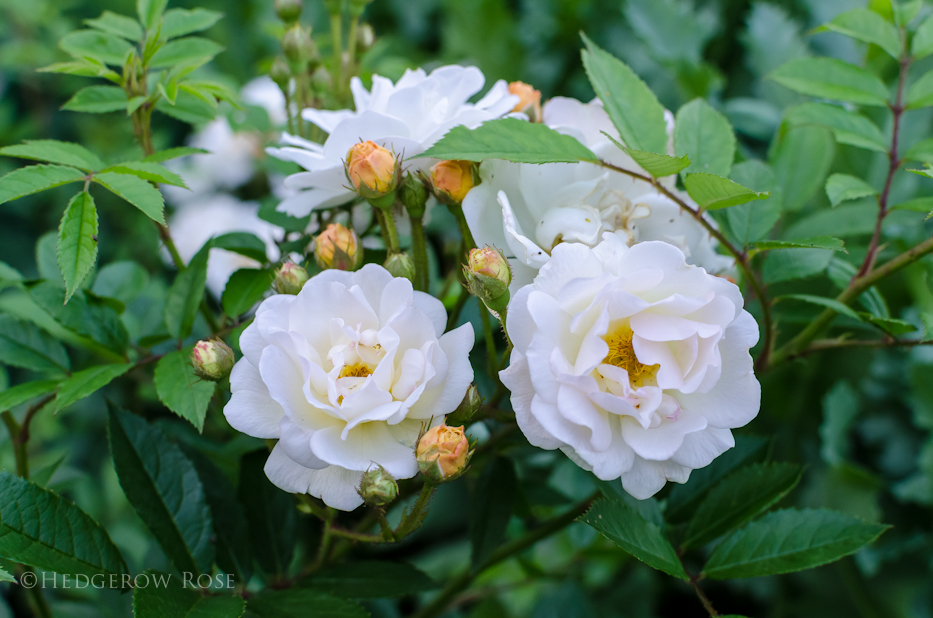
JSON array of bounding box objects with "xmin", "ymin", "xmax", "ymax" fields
[{"xmin": 264, "ymin": 444, "xmax": 364, "ymax": 510}]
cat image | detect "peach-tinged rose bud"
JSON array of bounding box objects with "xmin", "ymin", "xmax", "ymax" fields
[
  {"xmin": 430, "ymin": 160, "xmax": 474, "ymax": 205},
  {"xmin": 345, "ymin": 141, "xmax": 398, "ymax": 198},
  {"xmin": 417, "ymin": 425, "xmax": 471, "ymax": 483},
  {"xmin": 191, "ymin": 339, "xmax": 234, "ymax": 381},
  {"xmin": 509, "ymin": 81, "xmax": 542, "ymax": 122},
  {"xmin": 463, "ymin": 246, "xmax": 511, "ymax": 313},
  {"xmin": 314, "ymin": 223, "xmax": 362, "ymax": 271},
  {"xmin": 272, "ymin": 262, "xmax": 310, "ymax": 295}
]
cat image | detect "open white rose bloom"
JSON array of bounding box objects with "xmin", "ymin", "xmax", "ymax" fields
[
  {"xmin": 501, "ymin": 235, "xmax": 760, "ymax": 499},
  {"xmin": 463, "ymin": 97, "xmax": 734, "ymax": 290},
  {"xmin": 224, "ymin": 264, "xmax": 475, "ymax": 510},
  {"xmin": 267, "ymin": 65, "xmax": 518, "ymax": 216}
]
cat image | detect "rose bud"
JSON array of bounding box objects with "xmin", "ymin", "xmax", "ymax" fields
[
  {"xmin": 345, "ymin": 141, "xmax": 398, "ymax": 200},
  {"xmin": 398, "ymin": 173, "xmax": 429, "ymax": 219},
  {"xmin": 383, "ymin": 252, "xmax": 415, "ymax": 283},
  {"xmin": 430, "ymin": 160, "xmax": 474, "ymax": 205},
  {"xmin": 463, "ymin": 246, "xmax": 512, "ymax": 313},
  {"xmin": 274, "ymin": 0, "xmax": 302, "ymax": 23},
  {"xmin": 272, "ymin": 262, "xmax": 310, "ymax": 295},
  {"xmin": 445, "ymin": 385, "xmax": 482, "ymax": 427},
  {"xmin": 191, "ymin": 339, "xmax": 234, "ymax": 381},
  {"xmin": 417, "ymin": 424, "xmax": 471, "ymax": 483},
  {"xmin": 358, "ymin": 464, "xmax": 398, "ymax": 506},
  {"xmin": 269, "ymin": 56, "xmax": 292, "ymax": 90},
  {"xmin": 509, "ymin": 81, "xmax": 542, "ymax": 123},
  {"xmin": 314, "ymin": 223, "xmax": 363, "ymax": 271},
  {"xmin": 282, "ymin": 24, "xmax": 314, "ymax": 67}
]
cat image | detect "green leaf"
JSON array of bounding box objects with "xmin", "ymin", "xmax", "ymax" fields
[
  {"xmin": 222, "ymin": 269, "xmax": 273, "ymax": 318},
  {"xmin": 726, "ymin": 160, "xmax": 782, "ymax": 246},
  {"xmin": 213, "ymin": 232, "xmax": 269, "ymax": 263},
  {"xmin": 682, "ymin": 463, "xmax": 803, "ymax": 549},
  {"xmin": 703, "ymin": 508, "xmax": 889, "ymax": 579},
  {"xmin": 0, "ymin": 315, "xmax": 70, "ymax": 373},
  {"xmin": 581, "ymin": 497, "xmax": 687, "ymax": 579},
  {"xmin": 771, "ymin": 125, "xmax": 835, "ymax": 212},
  {"xmin": 683, "ymin": 173, "xmax": 769, "ymax": 210},
  {"xmin": 93, "ymin": 171, "xmax": 165, "ymax": 224},
  {"xmin": 769, "ymin": 58, "xmax": 890, "ymax": 106},
  {"xmin": 825, "ymin": 173, "xmax": 877, "ymax": 207},
  {"xmin": 820, "ymin": 381, "xmax": 860, "ymax": 466},
  {"xmin": 53, "ymin": 363, "xmax": 132, "ymax": 413},
  {"xmin": 62, "ymin": 86, "xmax": 128, "ymax": 113},
  {"xmin": 179, "ymin": 81, "xmax": 239, "ymax": 109},
  {"xmin": 779, "ymin": 294, "xmax": 861, "ymax": 321},
  {"xmin": 160, "ymin": 8, "xmax": 223, "ymax": 39},
  {"xmin": 303, "ymin": 561, "xmax": 438, "ymax": 598},
  {"xmin": 904, "ymin": 138, "xmax": 933, "ymax": 163},
  {"xmin": 154, "ymin": 349, "xmax": 215, "ymax": 431},
  {"xmin": 752, "ymin": 236, "xmax": 847, "ymax": 252},
  {"xmin": 142, "ymin": 147, "xmax": 209, "ymax": 163},
  {"xmin": 101, "ymin": 162, "xmax": 187, "ymax": 188},
  {"xmin": 247, "ymin": 589, "xmax": 369, "ymax": 618},
  {"xmin": 0, "ymin": 471, "xmax": 128, "ymax": 576},
  {"xmin": 817, "ymin": 9, "xmax": 901, "ymax": 59},
  {"xmin": 784, "ymin": 103, "xmax": 887, "ymax": 153},
  {"xmin": 763, "ymin": 248, "xmax": 834, "ymax": 284},
  {"xmin": 471, "ymin": 457, "xmax": 517, "ymax": 568},
  {"xmin": 60, "ymin": 30, "xmax": 133, "ymax": 66},
  {"xmin": 85, "ymin": 11, "xmax": 143, "ymax": 41},
  {"xmin": 138, "ymin": 0, "xmax": 168, "ymax": 30},
  {"xmin": 674, "ymin": 98, "xmax": 736, "ymax": 177},
  {"xmin": 92, "ymin": 261, "xmax": 149, "ymax": 305},
  {"xmin": 0, "ymin": 164, "xmax": 85, "ymax": 205},
  {"xmin": 611, "ymin": 140, "xmax": 688, "ymax": 177},
  {"xmin": 418, "ymin": 118, "xmax": 597, "ymax": 164},
  {"xmin": 108, "ymin": 406, "xmax": 214, "ymax": 575},
  {"xmin": 0, "ymin": 140, "xmax": 104, "ymax": 172},
  {"xmin": 893, "ymin": 0, "xmax": 922, "ymax": 27},
  {"xmin": 581, "ymin": 34, "xmax": 668, "ymax": 154},
  {"xmin": 164, "ymin": 242, "xmax": 211, "ymax": 340},
  {"xmin": 133, "ymin": 570, "xmax": 245, "ymax": 618},
  {"xmin": 906, "ymin": 69, "xmax": 933, "ymax": 109},
  {"xmin": 155, "ymin": 90, "xmax": 221, "ymax": 125},
  {"xmin": 37, "ymin": 59, "xmax": 121, "ymax": 82},
  {"xmin": 913, "ymin": 14, "xmax": 933, "ymax": 59},
  {"xmin": 0, "ymin": 380, "xmax": 60, "ymax": 412},
  {"xmin": 31, "ymin": 455, "xmax": 67, "ymax": 488},
  {"xmin": 667, "ymin": 436, "xmax": 770, "ymax": 524},
  {"xmin": 239, "ymin": 450, "xmax": 295, "ymax": 577},
  {"xmin": 0, "ymin": 567, "xmax": 14, "ymax": 583},
  {"xmin": 864, "ymin": 315, "xmax": 917, "ymax": 335},
  {"xmin": 57, "ymin": 191, "xmax": 99, "ymax": 304},
  {"xmin": 149, "ymin": 37, "xmax": 224, "ymax": 69},
  {"xmin": 30, "ymin": 283, "xmax": 129, "ymax": 355}
]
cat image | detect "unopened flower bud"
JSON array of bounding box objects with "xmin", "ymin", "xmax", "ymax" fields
[
  {"xmin": 272, "ymin": 262, "xmax": 310, "ymax": 295},
  {"xmin": 357, "ymin": 24, "xmax": 375, "ymax": 54},
  {"xmin": 270, "ymin": 56, "xmax": 291, "ymax": 91},
  {"xmin": 430, "ymin": 160, "xmax": 474, "ymax": 205},
  {"xmin": 348, "ymin": 0, "xmax": 375, "ymax": 17},
  {"xmin": 358, "ymin": 465, "xmax": 398, "ymax": 505},
  {"xmin": 383, "ymin": 252, "xmax": 415, "ymax": 282},
  {"xmin": 191, "ymin": 339, "xmax": 234, "ymax": 381},
  {"xmin": 509, "ymin": 81, "xmax": 542, "ymax": 123},
  {"xmin": 274, "ymin": 0, "xmax": 303, "ymax": 23},
  {"xmin": 323, "ymin": 0, "xmax": 343, "ymax": 17},
  {"xmin": 314, "ymin": 223, "xmax": 362, "ymax": 271},
  {"xmin": 445, "ymin": 385, "xmax": 482, "ymax": 427},
  {"xmin": 282, "ymin": 24, "xmax": 314, "ymax": 67},
  {"xmin": 345, "ymin": 141, "xmax": 398, "ymax": 199},
  {"xmin": 398, "ymin": 173, "xmax": 429, "ymax": 218},
  {"xmin": 417, "ymin": 425, "xmax": 471, "ymax": 483},
  {"xmin": 463, "ymin": 246, "xmax": 511, "ymax": 313}
]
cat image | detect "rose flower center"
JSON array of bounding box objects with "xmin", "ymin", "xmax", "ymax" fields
[
  {"xmin": 602, "ymin": 326, "xmax": 659, "ymax": 388},
  {"xmin": 338, "ymin": 362, "xmax": 373, "ymax": 379}
]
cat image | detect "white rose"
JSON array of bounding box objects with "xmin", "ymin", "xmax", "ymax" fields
[
  {"xmin": 462, "ymin": 97, "xmax": 733, "ymax": 290},
  {"xmin": 500, "ymin": 235, "xmax": 760, "ymax": 499},
  {"xmin": 267, "ymin": 65, "xmax": 519, "ymax": 217},
  {"xmin": 224, "ymin": 264, "xmax": 475, "ymax": 510}
]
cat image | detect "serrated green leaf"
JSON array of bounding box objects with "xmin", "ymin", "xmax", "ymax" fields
[
  {"xmin": 154, "ymin": 90, "xmax": 218, "ymax": 124},
  {"xmin": 126, "ymin": 96, "xmax": 147, "ymax": 115},
  {"xmin": 164, "ymin": 242, "xmax": 211, "ymax": 340},
  {"xmin": 63, "ymin": 86, "xmax": 128, "ymax": 113},
  {"xmin": 784, "ymin": 103, "xmax": 888, "ymax": 152},
  {"xmin": 53, "ymin": 363, "xmax": 132, "ymax": 413},
  {"xmin": 418, "ymin": 118, "xmax": 596, "ymax": 164},
  {"xmin": 93, "ymin": 171, "xmax": 165, "ymax": 224},
  {"xmin": 57, "ymin": 192, "xmax": 99, "ymax": 304},
  {"xmin": 674, "ymin": 98, "xmax": 736, "ymax": 177},
  {"xmin": 581, "ymin": 497, "xmax": 687, "ymax": 579},
  {"xmin": 108, "ymin": 406, "xmax": 214, "ymax": 575},
  {"xmin": 160, "ymin": 8, "xmax": 224, "ymax": 39},
  {"xmin": 0, "ymin": 380, "xmax": 60, "ymax": 413},
  {"xmin": 247, "ymin": 588, "xmax": 369, "ymax": 618},
  {"xmin": 302, "ymin": 561, "xmax": 438, "ymax": 598},
  {"xmin": 0, "ymin": 140, "xmax": 104, "ymax": 172},
  {"xmin": 752, "ymin": 236, "xmax": 847, "ymax": 252},
  {"xmin": 906, "ymin": 70, "xmax": 933, "ymax": 109},
  {"xmin": 472, "ymin": 457, "xmax": 517, "ymax": 568},
  {"xmin": 0, "ymin": 315, "xmax": 70, "ymax": 373},
  {"xmin": 102, "ymin": 162, "xmax": 187, "ymax": 188},
  {"xmin": 0, "ymin": 164, "xmax": 85, "ymax": 205},
  {"xmin": 238, "ymin": 450, "xmax": 295, "ymax": 577},
  {"xmin": 60, "ymin": 30, "xmax": 133, "ymax": 66},
  {"xmin": 703, "ymin": 508, "xmax": 889, "ymax": 579},
  {"xmin": 149, "ymin": 37, "xmax": 224, "ymax": 69},
  {"xmin": 85, "ymin": 11, "xmax": 143, "ymax": 41},
  {"xmin": 138, "ymin": 0, "xmax": 168, "ymax": 30},
  {"xmin": 820, "ymin": 381, "xmax": 860, "ymax": 466},
  {"xmin": 133, "ymin": 570, "xmax": 245, "ymax": 618},
  {"xmin": 771, "ymin": 125, "xmax": 835, "ymax": 212},
  {"xmin": 779, "ymin": 294, "xmax": 861, "ymax": 321},
  {"xmin": 818, "ymin": 9, "xmax": 901, "ymax": 59},
  {"xmin": 213, "ymin": 232, "xmax": 269, "ymax": 263},
  {"xmin": 864, "ymin": 315, "xmax": 917, "ymax": 335},
  {"xmin": 622, "ymin": 147, "xmax": 689, "ymax": 177},
  {"xmin": 684, "ymin": 173, "xmax": 769, "ymax": 210},
  {"xmin": 769, "ymin": 58, "xmax": 889, "ymax": 106},
  {"xmin": 180, "ymin": 80, "xmax": 239, "ymax": 109},
  {"xmin": 30, "ymin": 283, "xmax": 129, "ymax": 355},
  {"xmin": 825, "ymin": 173, "xmax": 877, "ymax": 207},
  {"xmin": 893, "ymin": 0, "xmax": 922, "ymax": 27},
  {"xmin": 154, "ymin": 349, "xmax": 215, "ymax": 432},
  {"xmin": 221, "ymin": 269, "xmax": 273, "ymax": 317},
  {"xmin": 726, "ymin": 160, "xmax": 782, "ymax": 246},
  {"xmin": 682, "ymin": 463, "xmax": 803, "ymax": 549},
  {"xmin": 904, "ymin": 137, "xmax": 933, "ymax": 163},
  {"xmin": 581, "ymin": 34, "xmax": 668, "ymax": 154},
  {"xmin": 913, "ymin": 14, "xmax": 933, "ymax": 59},
  {"xmin": 37, "ymin": 59, "xmax": 121, "ymax": 82},
  {"xmin": 92, "ymin": 261, "xmax": 149, "ymax": 305},
  {"xmin": 0, "ymin": 567, "xmax": 14, "ymax": 583},
  {"xmin": 0, "ymin": 471, "xmax": 128, "ymax": 576},
  {"xmin": 827, "ymin": 257, "xmax": 889, "ymax": 318},
  {"xmin": 763, "ymin": 248, "xmax": 834, "ymax": 284},
  {"xmin": 142, "ymin": 147, "xmax": 209, "ymax": 163}
]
